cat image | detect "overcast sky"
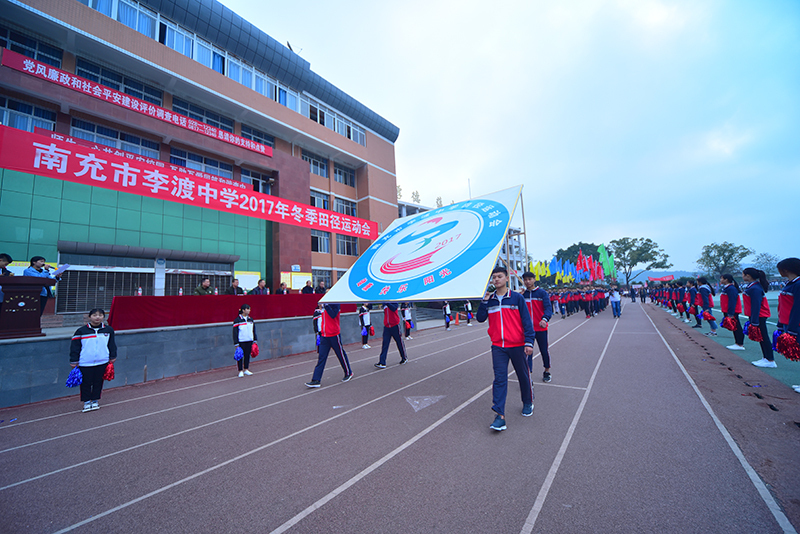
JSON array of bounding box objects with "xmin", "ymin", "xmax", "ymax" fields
[{"xmin": 220, "ymin": 0, "xmax": 799, "ymax": 272}]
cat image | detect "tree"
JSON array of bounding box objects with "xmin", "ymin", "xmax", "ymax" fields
[
  {"xmin": 696, "ymin": 242, "xmax": 753, "ymax": 280},
  {"xmin": 435, "ymin": 196, "xmax": 443, "ymax": 208},
  {"xmin": 411, "ymin": 190, "xmax": 420, "ymax": 203},
  {"xmin": 555, "ymin": 242, "xmax": 600, "ymax": 265},
  {"xmin": 608, "ymin": 237, "xmax": 672, "ymax": 287},
  {"xmin": 396, "ymin": 185, "xmax": 402, "ymax": 200},
  {"xmin": 752, "ymin": 252, "xmax": 780, "ymax": 277}
]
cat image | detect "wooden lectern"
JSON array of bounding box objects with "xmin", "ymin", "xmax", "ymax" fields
[{"xmin": 0, "ymin": 276, "xmax": 57, "ymax": 339}]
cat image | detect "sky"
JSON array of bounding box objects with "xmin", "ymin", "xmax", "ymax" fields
[{"xmin": 219, "ymin": 0, "xmax": 799, "ymax": 272}]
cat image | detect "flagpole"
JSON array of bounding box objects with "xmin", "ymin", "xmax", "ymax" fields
[{"xmin": 520, "ymin": 193, "xmax": 529, "ymax": 285}]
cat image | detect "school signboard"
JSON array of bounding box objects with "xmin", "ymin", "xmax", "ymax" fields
[{"xmin": 321, "ymin": 186, "xmax": 522, "ymax": 303}]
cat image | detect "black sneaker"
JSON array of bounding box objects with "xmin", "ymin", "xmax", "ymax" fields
[
  {"xmin": 692, "ymin": 325, "xmax": 703, "ymax": 328},
  {"xmin": 374, "ymin": 363, "xmax": 386, "ymax": 369},
  {"xmin": 399, "ymin": 357, "xmax": 408, "ymax": 365},
  {"xmin": 305, "ymin": 380, "xmax": 321, "ymax": 388},
  {"xmin": 341, "ymin": 374, "xmax": 353, "ymax": 383},
  {"xmin": 543, "ymin": 372, "xmax": 551, "ymax": 383}
]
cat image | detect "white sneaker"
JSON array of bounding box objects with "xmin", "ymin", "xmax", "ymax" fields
[
  {"xmin": 683, "ymin": 319, "xmax": 691, "ymax": 323},
  {"xmin": 752, "ymin": 358, "xmax": 777, "ymax": 368},
  {"xmin": 238, "ymin": 371, "xmax": 244, "ymax": 377},
  {"xmin": 91, "ymin": 401, "xmax": 100, "ymax": 411},
  {"xmin": 726, "ymin": 344, "xmax": 745, "ymax": 351},
  {"xmin": 467, "ymin": 323, "xmax": 473, "ymax": 326},
  {"xmin": 793, "ymin": 385, "xmax": 800, "ymax": 393},
  {"xmin": 407, "ymin": 336, "xmax": 413, "ymax": 340},
  {"xmin": 82, "ymin": 401, "xmax": 92, "ymax": 413},
  {"xmin": 362, "ymin": 344, "xmax": 370, "ymax": 349},
  {"xmin": 243, "ymin": 370, "xmax": 253, "ymax": 376}
]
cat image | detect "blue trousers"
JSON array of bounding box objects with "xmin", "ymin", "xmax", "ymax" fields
[
  {"xmin": 312, "ymin": 335, "xmax": 351, "ymax": 381},
  {"xmin": 527, "ymin": 330, "xmax": 550, "ymax": 370},
  {"xmin": 491, "ymin": 345, "xmax": 533, "ymax": 416},
  {"xmin": 611, "ymin": 301, "xmax": 621, "ymax": 317},
  {"xmin": 378, "ymin": 325, "xmax": 407, "ymax": 365}
]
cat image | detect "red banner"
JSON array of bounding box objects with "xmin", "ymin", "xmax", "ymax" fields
[
  {"xmin": 1, "ymin": 49, "xmax": 272, "ymax": 158},
  {"xmin": 0, "ymin": 126, "xmax": 377, "ymax": 239},
  {"xmin": 647, "ymin": 275, "xmax": 674, "ymax": 282}
]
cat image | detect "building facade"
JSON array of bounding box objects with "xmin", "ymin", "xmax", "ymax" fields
[{"xmin": 0, "ymin": 0, "xmax": 399, "ymax": 314}]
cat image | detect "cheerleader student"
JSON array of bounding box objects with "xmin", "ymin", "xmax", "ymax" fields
[
  {"xmin": 776, "ymin": 258, "xmax": 800, "ymax": 392},
  {"xmin": 697, "ymin": 277, "xmax": 718, "ymax": 336},
  {"xmin": 743, "ymin": 268, "xmax": 775, "ymax": 368},
  {"xmin": 232, "ymin": 304, "xmax": 257, "ymax": 377},
  {"xmin": 687, "ymin": 280, "xmax": 702, "ymax": 328},
  {"xmin": 720, "ymin": 274, "xmax": 745, "ymax": 350}
]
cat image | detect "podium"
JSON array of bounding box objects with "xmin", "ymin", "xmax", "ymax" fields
[{"xmin": 0, "ymin": 276, "xmax": 57, "ymax": 339}]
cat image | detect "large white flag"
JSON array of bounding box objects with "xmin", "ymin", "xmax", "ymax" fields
[{"xmin": 321, "ymin": 186, "xmax": 522, "ymax": 303}]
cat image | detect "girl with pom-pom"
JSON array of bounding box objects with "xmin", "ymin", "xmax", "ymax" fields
[
  {"xmin": 69, "ymin": 308, "xmax": 116, "ymax": 413},
  {"xmin": 720, "ymin": 274, "xmax": 745, "ymax": 350},
  {"xmin": 742, "ymin": 268, "xmax": 775, "ymax": 368},
  {"xmin": 775, "ymin": 259, "xmax": 800, "ymax": 378},
  {"xmin": 697, "ymin": 277, "xmax": 718, "ymax": 336},
  {"xmin": 232, "ymin": 304, "xmax": 258, "ymax": 377}
]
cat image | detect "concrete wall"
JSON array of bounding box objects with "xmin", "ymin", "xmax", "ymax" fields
[{"xmin": 0, "ymin": 311, "xmax": 371, "ymax": 409}]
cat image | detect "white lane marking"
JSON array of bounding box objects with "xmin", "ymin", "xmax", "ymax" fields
[
  {"xmin": 0, "ymin": 326, "xmax": 490, "ymax": 430},
  {"xmin": 269, "ymin": 318, "xmax": 590, "ymax": 534},
  {"xmin": 641, "ymin": 307, "xmax": 797, "ymax": 534},
  {"xmin": 520, "ymin": 310, "xmax": 620, "ymax": 534},
  {"xmin": 49, "ymin": 349, "xmax": 492, "ymax": 534},
  {"xmin": 0, "ymin": 335, "xmax": 486, "ymax": 489}
]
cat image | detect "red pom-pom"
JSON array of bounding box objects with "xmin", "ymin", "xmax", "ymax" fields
[
  {"xmin": 702, "ymin": 311, "xmax": 715, "ymax": 322},
  {"xmin": 677, "ymin": 304, "xmax": 685, "ymax": 313},
  {"xmin": 776, "ymin": 333, "xmax": 800, "ymax": 361},
  {"xmin": 103, "ymin": 361, "xmax": 115, "ymax": 381},
  {"xmin": 689, "ymin": 306, "xmax": 698, "ymax": 315},
  {"xmin": 721, "ymin": 317, "xmax": 736, "ymax": 331},
  {"xmin": 251, "ymin": 342, "xmax": 259, "ymax": 358},
  {"xmin": 747, "ymin": 326, "xmax": 763, "ymax": 342}
]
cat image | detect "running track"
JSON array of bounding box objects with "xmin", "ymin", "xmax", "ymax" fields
[{"xmin": 0, "ymin": 302, "xmax": 797, "ymax": 533}]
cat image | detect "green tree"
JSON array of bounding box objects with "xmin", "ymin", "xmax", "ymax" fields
[
  {"xmin": 752, "ymin": 252, "xmax": 780, "ymax": 277},
  {"xmin": 555, "ymin": 242, "xmax": 600, "ymax": 265},
  {"xmin": 435, "ymin": 196, "xmax": 443, "ymax": 208},
  {"xmin": 608, "ymin": 237, "xmax": 672, "ymax": 287},
  {"xmin": 697, "ymin": 242, "xmax": 753, "ymax": 280},
  {"xmin": 396, "ymin": 185, "xmax": 403, "ymax": 200},
  {"xmin": 411, "ymin": 190, "xmax": 420, "ymax": 203}
]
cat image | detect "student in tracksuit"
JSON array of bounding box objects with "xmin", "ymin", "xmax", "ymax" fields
[
  {"xmin": 70, "ymin": 308, "xmax": 116, "ymax": 413},
  {"xmin": 464, "ymin": 300, "xmax": 474, "ymax": 325},
  {"xmin": 521, "ymin": 272, "xmax": 554, "ymax": 383},
  {"xmin": 687, "ymin": 280, "xmax": 702, "ymax": 328},
  {"xmin": 720, "ymin": 274, "xmax": 745, "ymax": 350},
  {"xmin": 374, "ymin": 303, "xmax": 408, "ymax": 368},
  {"xmin": 233, "ymin": 304, "xmax": 258, "ymax": 377},
  {"xmin": 776, "ymin": 258, "xmax": 800, "ymax": 392},
  {"xmin": 359, "ymin": 303, "xmax": 372, "ymax": 349},
  {"xmin": 306, "ymin": 303, "xmax": 353, "ymax": 387},
  {"xmin": 697, "ymin": 277, "xmax": 718, "ymax": 336},
  {"xmin": 742, "ymin": 268, "xmax": 775, "ymax": 368},
  {"xmin": 477, "ymin": 266, "xmax": 535, "ymax": 432}
]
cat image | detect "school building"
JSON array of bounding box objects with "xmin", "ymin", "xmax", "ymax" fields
[{"xmin": 0, "ymin": 0, "xmax": 399, "ymax": 318}]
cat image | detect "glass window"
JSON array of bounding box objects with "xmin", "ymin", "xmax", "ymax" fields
[
  {"xmin": 172, "ymin": 97, "xmax": 233, "ymax": 133},
  {"xmin": 76, "ymin": 58, "xmax": 163, "ymax": 105},
  {"xmin": 312, "ymin": 269, "xmax": 332, "ymax": 288},
  {"xmin": 170, "ymin": 148, "xmax": 232, "ymax": 178},
  {"xmin": 0, "ymin": 97, "xmax": 56, "ymax": 133},
  {"xmin": 310, "ymin": 191, "xmax": 329, "ymax": 211},
  {"xmin": 333, "ymin": 164, "xmax": 356, "ymax": 187},
  {"xmin": 0, "ymin": 26, "xmax": 63, "ymax": 68},
  {"xmin": 159, "ymin": 19, "xmax": 193, "ymax": 58},
  {"xmin": 255, "ymin": 72, "xmax": 276, "ymax": 99},
  {"xmin": 241, "ymin": 125, "xmax": 275, "ymax": 148},
  {"xmin": 71, "ymin": 118, "xmax": 160, "ymax": 157},
  {"xmin": 311, "ymin": 230, "xmax": 330, "ymax": 253},
  {"xmin": 241, "ymin": 168, "xmax": 272, "ymax": 195},
  {"xmin": 302, "ymin": 151, "xmax": 328, "ymax": 178},
  {"xmin": 117, "ymin": 0, "xmax": 157, "ymax": 39},
  {"xmin": 336, "ymin": 235, "xmax": 358, "ymax": 256},
  {"xmin": 333, "ymin": 198, "xmax": 357, "ymax": 217}
]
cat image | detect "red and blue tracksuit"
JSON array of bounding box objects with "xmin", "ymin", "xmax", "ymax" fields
[
  {"xmin": 778, "ymin": 276, "xmax": 800, "ymax": 337},
  {"xmin": 743, "ymin": 282, "xmax": 773, "ymax": 361},
  {"xmin": 523, "ymin": 287, "xmax": 553, "ymax": 370},
  {"xmin": 477, "ymin": 290, "xmax": 534, "ymax": 416},
  {"xmin": 721, "ymin": 283, "xmax": 744, "ymax": 345},
  {"xmin": 312, "ymin": 304, "xmax": 352, "ymax": 381},
  {"xmin": 378, "ymin": 303, "xmax": 407, "ymax": 365}
]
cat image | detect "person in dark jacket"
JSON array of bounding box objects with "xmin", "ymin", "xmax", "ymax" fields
[
  {"xmin": 306, "ymin": 303, "xmax": 352, "ymax": 387},
  {"xmin": 697, "ymin": 277, "xmax": 718, "ymax": 336},
  {"xmin": 720, "ymin": 274, "xmax": 745, "ymax": 350},
  {"xmin": 233, "ymin": 304, "xmax": 257, "ymax": 377},
  {"xmin": 249, "ymin": 279, "xmax": 269, "ymax": 295},
  {"xmin": 224, "ymin": 278, "xmax": 245, "ymax": 295},
  {"xmin": 743, "ymin": 268, "xmax": 775, "ymax": 368},
  {"xmin": 194, "ymin": 278, "xmax": 214, "ymax": 295},
  {"xmin": 301, "ymin": 281, "xmax": 314, "ymax": 294},
  {"xmin": 70, "ymin": 308, "xmax": 116, "ymax": 412},
  {"xmin": 521, "ymin": 272, "xmax": 553, "ymax": 382}
]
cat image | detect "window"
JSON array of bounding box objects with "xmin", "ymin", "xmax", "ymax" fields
[
  {"xmin": 255, "ymin": 71, "xmax": 276, "ymax": 100},
  {"xmin": 301, "ymin": 98, "xmax": 333, "ymax": 130},
  {"xmin": 76, "ymin": 58, "xmax": 163, "ymax": 105},
  {"xmin": 1, "ymin": 97, "xmax": 56, "ymax": 133},
  {"xmin": 311, "ymin": 230, "xmax": 330, "ymax": 253},
  {"xmin": 333, "ymin": 164, "xmax": 356, "ymax": 187},
  {"xmin": 277, "ymin": 84, "xmax": 298, "ymax": 112},
  {"xmin": 71, "ymin": 118, "xmax": 160, "ymax": 157},
  {"xmin": 336, "ymin": 235, "xmax": 358, "ymax": 256},
  {"xmin": 302, "ymin": 151, "xmax": 328, "ymax": 178},
  {"xmin": 227, "ymin": 56, "xmax": 253, "ymax": 89},
  {"xmin": 195, "ymin": 38, "xmax": 225, "ymax": 75},
  {"xmin": 241, "ymin": 125, "xmax": 275, "ymax": 148},
  {"xmin": 117, "ymin": 0, "xmax": 157, "ymax": 39},
  {"xmin": 310, "ymin": 191, "xmax": 329, "ymax": 211},
  {"xmin": 77, "ymin": 0, "xmax": 113, "ymax": 17},
  {"xmin": 172, "ymin": 97, "xmax": 233, "ymax": 133},
  {"xmin": 0, "ymin": 26, "xmax": 62, "ymax": 67},
  {"xmin": 170, "ymin": 148, "xmax": 233, "ymax": 178},
  {"xmin": 159, "ymin": 19, "xmax": 193, "ymax": 58},
  {"xmin": 333, "ymin": 198, "xmax": 357, "ymax": 217},
  {"xmin": 312, "ymin": 269, "xmax": 332, "ymax": 288},
  {"xmin": 336, "ymin": 270, "xmax": 347, "ymax": 282},
  {"xmin": 241, "ymin": 169, "xmax": 272, "ymax": 195}
]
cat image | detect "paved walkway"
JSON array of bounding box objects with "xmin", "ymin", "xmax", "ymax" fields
[{"xmin": 1, "ymin": 301, "xmax": 798, "ymax": 533}]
